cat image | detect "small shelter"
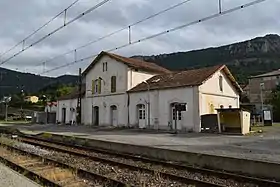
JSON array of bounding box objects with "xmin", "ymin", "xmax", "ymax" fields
[{"xmin": 216, "ymin": 108, "xmax": 251, "ymax": 135}]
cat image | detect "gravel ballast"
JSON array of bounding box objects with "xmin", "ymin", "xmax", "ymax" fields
[{"xmin": 15, "ymin": 138, "xmax": 261, "ymax": 187}]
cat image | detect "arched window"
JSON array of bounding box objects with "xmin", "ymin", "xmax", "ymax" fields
[
  {"xmin": 111, "ymin": 76, "xmax": 116, "ymax": 93},
  {"xmin": 219, "ymin": 75, "xmax": 223, "ymax": 92}
]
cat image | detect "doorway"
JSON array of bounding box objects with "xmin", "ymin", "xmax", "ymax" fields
[
  {"xmin": 61, "ymin": 108, "xmax": 66, "ymax": 124},
  {"xmin": 137, "ymin": 104, "xmax": 146, "ymax": 129},
  {"xmin": 92, "ymin": 106, "xmax": 99, "ymax": 126},
  {"xmin": 171, "ymin": 104, "xmax": 182, "ymax": 130},
  {"xmin": 110, "ymin": 105, "xmax": 118, "ymax": 126}
]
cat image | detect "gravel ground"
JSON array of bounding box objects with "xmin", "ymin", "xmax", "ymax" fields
[
  {"xmin": 10, "ymin": 141, "xmax": 195, "ymax": 187},
  {"xmin": 0, "ymin": 146, "xmax": 102, "ymax": 187},
  {"xmin": 17, "ymin": 139, "xmax": 260, "ymax": 187},
  {"xmin": 0, "ymin": 163, "xmax": 40, "ymax": 187}
]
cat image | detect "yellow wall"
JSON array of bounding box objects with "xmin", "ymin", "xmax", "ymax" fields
[{"xmin": 25, "ymin": 96, "xmax": 39, "ymax": 103}]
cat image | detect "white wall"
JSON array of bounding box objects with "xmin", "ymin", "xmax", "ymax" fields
[
  {"xmin": 129, "ymin": 87, "xmax": 198, "ymax": 131},
  {"xmin": 85, "ymin": 56, "xmax": 128, "ymax": 98},
  {"xmin": 199, "ymin": 70, "xmax": 239, "ymax": 115},
  {"xmin": 83, "ymin": 94, "xmax": 128, "ymax": 126},
  {"xmin": 57, "ymin": 99, "xmax": 77, "ymax": 124},
  {"xmin": 45, "ymin": 105, "xmax": 57, "ymax": 113},
  {"xmin": 83, "ymin": 55, "xmax": 158, "ymax": 127},
  {"xmin": 127, "ymin": 69, "xmax": 155, "ymax": 90}
]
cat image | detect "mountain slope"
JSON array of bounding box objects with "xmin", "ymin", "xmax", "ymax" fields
[
  {"xmin": 0, "ymin": 68, "xmax": 78, "ymax": 96},
  {"xmin": 134, "ymin": 34, "xmax": 280, "ymax": 83}
]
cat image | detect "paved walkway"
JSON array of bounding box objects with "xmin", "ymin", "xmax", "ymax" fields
[
  {"xmin": 0, "ymin": 163, "xmax": 40, "ymax": 187},
  {"xmin": 2, "ymin": 123, "xmax": 280, "ymax": 163}
]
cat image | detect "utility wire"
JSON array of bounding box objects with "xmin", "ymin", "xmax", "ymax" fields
[
  {"xmin": 0, "ymin": 0, "xmax": 111, "ymax": 66},
  {"xmin": 0, "ymin": 0, "xmax": 80, "ymax": 59},
  {"xmin": 45, "ymin": 0, "xmax": 268, "ymax": 75},
  {"xmin": 41, "ymin": 0, "xmax": 267, "ymax": 75},
  {"xmin": 32, "ymin": 0, "xmax": 192, "ymax": 69}
]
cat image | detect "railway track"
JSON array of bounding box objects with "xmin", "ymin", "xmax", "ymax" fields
[
  {"xmin": 18, "ymin": 135, "xmax": 280, "ymax": 187},
  {"xmin": 1, "ymin": 134, "xmax": 280, "ymax": 187},
  {"xmin": 0, "ymin": 143, "xmax": 127, "ymax": 187}
]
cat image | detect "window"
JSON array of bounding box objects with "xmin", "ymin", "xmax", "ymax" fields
[
  {"xmin": 103, "ymin": 62, "xmax": 108, "ymax": 72},
  {"xmin": 138, "ymin": 104, "xmax": 146, "ymax": 119},
  {"xmin": 92, "ymin": 79, "xmax": 101, "ymax": 94},
  {"xmin": 95, "ymin": 79, "xmax": 99, "ymax": 93},
  {"xmin": 172, "ymin": 108, "xmax": 182, "ymax": 120},
  {"xmin": 111, "ymin": 76, "xmax": 116, "ymax": 93},
  {"xmin": 219, "ymin": 75, "xmax": 223, "ymax": 92}
]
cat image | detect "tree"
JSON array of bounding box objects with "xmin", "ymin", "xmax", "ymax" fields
[{"xmin": 56, "ymin": 85, "xmax": 74, "ymax": 98}]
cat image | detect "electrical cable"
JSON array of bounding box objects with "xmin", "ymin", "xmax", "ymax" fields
[
  {"xmin": 40, "ymin": 0, "xmax": 267, "ymax": 75},
  {"xmin": 0, "ymin": 0, "xmax": 111, "ymax": 66},
  {"xmin": 0, "ymin": 0, "xmax": 80, "ymax": 58}
]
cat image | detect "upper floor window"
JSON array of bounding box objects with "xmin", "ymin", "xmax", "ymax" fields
[
  {"xmin": 92, "ymin": 78, "xmax": 102, "ymax": 94},
  {"xmin": 111, "ymin": 76, "xmax": 116, "ymax": 93},
  {"xmin": 103, "ymin": 62, "xmax": 108, "ymax": 72},
  {"xmin": 219, "ymin": 75, "xmax": 223, "ymax": 92}
]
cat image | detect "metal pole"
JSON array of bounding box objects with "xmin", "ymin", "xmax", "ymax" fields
[
  {"xmin": 77, "ymin": 68, "xmax": 82, "ymax": 125},
  {"xmin": 175, "ymin": 105, "xmax": 178, "ymax": 134},
  {"xmin": 260, "ymin": 83, "xmax": 264, "ymax": 125},
  {"xmin": 5, "ymin": 103, "xmax": 8, "ymax": 122},
  {"xmin": 147, "ymin": 83, "xmax": 150, "ymax": 128}
]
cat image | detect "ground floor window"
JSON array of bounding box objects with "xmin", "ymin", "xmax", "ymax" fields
[
  {"xmin": 137, "ymin": 104, "xmax": 146, "ymax": 119},
  {"xmin": 172, "ymin": 108, "xmax": 182, "ymax": 120}
]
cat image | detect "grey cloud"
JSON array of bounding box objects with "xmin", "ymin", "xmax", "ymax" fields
[{"xmin": 0, "ymin": 0, "xmax": 278, "ymax": 77}]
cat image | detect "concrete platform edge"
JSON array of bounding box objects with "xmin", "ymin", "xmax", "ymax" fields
[{"xmin": 33, "ymin": 132, "xmax": 280, "ymax": 180}]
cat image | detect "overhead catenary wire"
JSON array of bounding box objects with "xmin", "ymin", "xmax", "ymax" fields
[
  {"xmin": 0, "ymin": 0, "xmax": 111, "ymax": 66},
  {"xmin": 32, "ymin": 0, "xmax": 192, "ymax": 69},
  {"xmin": 0, "ymin": 0, "xmax": 81, "ymax": 59},
  {"xmin": 40, "ymin": 0, "xmax": 267, "ymax": 75}
]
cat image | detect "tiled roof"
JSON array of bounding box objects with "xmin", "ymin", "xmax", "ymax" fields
[
  {"xmin": 129, "ymin": 65, "xmax": 242, "ymax": 93},
  {"xmin": 82, "ymin": 51, "xmax": 171, "ymax": 75},
  {"xmin": 250, "ymin": 69, "xmax": 280, "ymax": 78}
]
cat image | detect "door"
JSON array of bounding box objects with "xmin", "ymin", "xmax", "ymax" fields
[
  {"xmin": 171, "ymin": 106, "xmax": 182, "ymax": 130},
  {"xmin": 92, "ymin": 106, "xmax": 99, "ymax": 126},
  {"xmin": 111, "ymin": 105, "xmax": 118, "ymax": 126},
  {"xmin": 62, "ymin": 108, "xmax": 66, "ymax": 124},
  {"xmin": 137, "ymin": 104, "xmax": 146, "ymax": 129}
]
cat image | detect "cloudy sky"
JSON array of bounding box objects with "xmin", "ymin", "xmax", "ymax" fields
[{"xmin": 0, "ymin": 0, "xmax": 279, "ymax": 77}]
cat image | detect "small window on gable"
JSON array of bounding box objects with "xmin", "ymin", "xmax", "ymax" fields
[
  {"xmin": 102, "ymin": 62, "xmax": 108, "ymax": 72},
  {"xmin": 111, "ymin": 76, "xmax": 116, "ymax": 93},
  {"xmin": 219, "ymin": 75, "xmax": 223, "ymax": 92}
]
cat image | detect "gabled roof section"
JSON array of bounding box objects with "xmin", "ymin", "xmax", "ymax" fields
[
  {"xmin": 250, "ymin": 69, "xmax": 280, "ymax": 79},
  {"xmin": 129, "ymin": 65, "xmax": 242, "ymax": 93},
  {"xmin": 82, "ymin": 51, "xmax": 171, "ymax": 76}
]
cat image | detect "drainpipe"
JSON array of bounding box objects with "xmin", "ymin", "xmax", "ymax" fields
[
  {"xmin": 127, "ymin": 92, "xmax": 130, "ymax": 127},
  {"xmin": 143, "ymin": 81, "xmax": 150, "ymax": 128}
]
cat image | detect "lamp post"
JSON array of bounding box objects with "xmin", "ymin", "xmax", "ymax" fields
[{"xmin": 143, "ymin": 81, "xmax": 150, "ymax": 128}]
